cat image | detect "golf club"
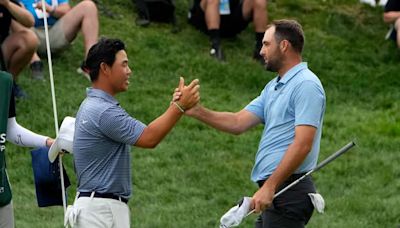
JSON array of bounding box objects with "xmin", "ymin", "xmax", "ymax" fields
[{"xmin": 247, "ymin": 140, "xmax": 356, "ymax": 216}]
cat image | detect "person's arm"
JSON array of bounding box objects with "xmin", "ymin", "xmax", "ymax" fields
[
  {"xmin": 251, "ymin": 125, "xmax": 316, "ymax": 212},
  {"xmin": 185, "ymin": 105, "xmax": 261, "ymax": 135},
  {"xmin": 134, "ymin": 78, "xmax": 200, "ymax": 148},
  {"xmin": 6, "ymin": 117, "xmax": 53, "ymax": 148},
  {"xmin": 0, "ymin": 0, "xmax": 34, "ymax": 27},
  {"xmin": 383, "ymin": 11, "xmax": 400, "ymax": 23}
]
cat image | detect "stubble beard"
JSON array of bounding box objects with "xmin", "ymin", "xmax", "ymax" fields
[
  {"xmin": 265, "ymin": 59, "xmax": 281, "ymax": 73},
  {"xmin": 265, "ymin": 51, "xmax": 283, "ymax": 73}
]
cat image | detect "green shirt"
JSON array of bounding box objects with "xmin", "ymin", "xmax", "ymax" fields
[{"xmin": 0, "ymin": 71, "xmax": 13, "ymax": 206}]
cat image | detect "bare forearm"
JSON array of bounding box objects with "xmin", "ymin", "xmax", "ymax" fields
[
  {"xmin": 251, "ymin": 125, "xmax": 317, "ymax": 213},
  {"xmin": 251, "ymin": 140, "xmax": 312, "ymax": 213},
  {"xmin": 263, "ymin": 142, "xmax": 311, "ymax": 191},
  {"xmin": 136, "ymin": 77, "xmax": 200, "ymax": 148},
  {"xmin": 189, "ymin": 105, "xmax": 244, "ymax": 134},
  {"xmin": 135, "ymin": 104, "xmax": 183, "ymax": 148},
  {"xmin": 49, "ymin": 4, "xmax": 70, "ymax": 18},
  {"xmin": 7, "ymin": 2, "xmax": 34, "ymax": 27}
]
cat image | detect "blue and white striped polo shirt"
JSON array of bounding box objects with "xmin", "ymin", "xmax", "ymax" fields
[{"xmin": 73, "ymin": 88, "xmax": 146, "ymax": 198}]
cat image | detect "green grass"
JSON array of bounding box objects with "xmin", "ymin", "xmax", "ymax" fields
[{"xmin": 5, "ymin": 0, "xmax": 400, "ymax": 227}]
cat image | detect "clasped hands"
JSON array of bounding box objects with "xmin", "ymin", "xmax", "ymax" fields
[
  {"xmin": 171, "ymin": 77, "xmax": 200, "ymax": 113},
  {"xmin": 33, "ymin": 1, "xmax": 54, "ymax": 13}
]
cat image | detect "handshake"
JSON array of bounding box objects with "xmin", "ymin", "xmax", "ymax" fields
[{"xmin": 171, "ymin": 77, "xmax": 201, "ymax": 115}]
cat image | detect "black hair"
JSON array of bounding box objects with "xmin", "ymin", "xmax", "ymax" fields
[
  {"xmin": 85, "ymin": 37, "xmax": 126, "ymax": 81},
  {"xmin": 270, "ymin": 19, "xmax": 305, "ymax": 54}
]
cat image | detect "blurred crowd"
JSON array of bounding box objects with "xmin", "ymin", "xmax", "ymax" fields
[{"xmin": 1, "ymin": 0, "xmax": 399, "ymax": 99}]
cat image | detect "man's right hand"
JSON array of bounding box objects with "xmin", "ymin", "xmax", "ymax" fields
[{"xmin": 175, "ymin": 77, "xmax": 200, "ymax": 111}]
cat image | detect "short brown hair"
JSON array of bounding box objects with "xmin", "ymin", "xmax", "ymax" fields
[{"xmin": 269, "ymin": 19, "xmax": 305, "ymax": 53}]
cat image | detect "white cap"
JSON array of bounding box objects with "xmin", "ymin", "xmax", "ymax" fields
[
  {"xmin": 48, "ymin": 116, "xmax": 75, "ymax": 163},
  {"xmin": 220, "ymin": 197, "xmax": 252, "ymax": 228}
]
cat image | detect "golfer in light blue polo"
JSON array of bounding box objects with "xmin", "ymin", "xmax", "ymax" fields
[{"xmin": 177, "ymin": 19, "xmax": 325, "ymax": 228}]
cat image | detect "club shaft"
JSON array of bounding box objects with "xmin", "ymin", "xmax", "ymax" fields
[
  {"xmin": 313, "ymin": 141, "xmax": 356, "ymax": 172},
  {"xmin": 246, "ymin": 141, "xmax": 356, "ymax": 217},
  {"xmin": 274, "ymin": 141, "xmax": 356, "ymax": 198},
  {"xmin": 273, "ymin": 170, "xmax": 312, "ymax": 198}
]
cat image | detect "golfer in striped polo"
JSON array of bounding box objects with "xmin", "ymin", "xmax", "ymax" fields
[{"xmin": 70, "ymin": 38, "xmax": 200, "ymax": 228}]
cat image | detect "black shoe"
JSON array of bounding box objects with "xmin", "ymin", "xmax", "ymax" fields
[
  {"xmin": 30, "ymin": 61, "xmax": 44, "ymax": 80},
  {"xmin": 13, "ymin": 83, "xmax": 28, "ymax": 99},
  {"xmin": 210, "ymin": 46, "xmax": 225, "ymax": 61}
]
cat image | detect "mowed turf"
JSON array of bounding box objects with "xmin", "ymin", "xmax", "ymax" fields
[{"xmin": 5, "ymin": 0, "xmax": 400, "ymax": 227}]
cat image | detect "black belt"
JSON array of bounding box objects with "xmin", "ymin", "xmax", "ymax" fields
[
  {"xmin": 78, "ymin": 192, "xmax": 128, "ymax": 204},
  {"xmin": 257, "ymin": 172, "xmax": 307, "ymax": 188}
]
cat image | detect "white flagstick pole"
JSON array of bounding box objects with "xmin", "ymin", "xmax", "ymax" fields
[{"xmin": 40, "ymin": 0, "xmax": 67, "ymax": 215}]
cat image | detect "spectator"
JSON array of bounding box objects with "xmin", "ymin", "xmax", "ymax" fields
[
  {"xmin": 0, "ymin": 71, "xmax": 53, "ymax": 228},
  {"xmin": 20, "ymin": 0, "xmax": 99, "ymax": 80},
  {"xmin": 1, "ymin": 0, "xmax": 39, "ymax": 98},
  {"xmin": 188, "ymin": 0, "xmax": 267, "ymax": 62},
  {"xmin": 383, "ymin": 0, "xmax": 400, "ymax": 48},
  {"xmin": 134, "ymin": 0, "xmax": 178, "ymax": 32},
  {"xmin": 176, "ymin": 19, "xmax": 326, "ymax": 227},
  {"xmin": 66, "ymin": 38, "xmax": 199, "ymax": 227}
]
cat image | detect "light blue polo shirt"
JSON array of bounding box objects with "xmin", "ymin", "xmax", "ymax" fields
[
  {"xmin": 245, "ymin": 62, "xmax": 325, "ymax": 182},
  {"xmin": 20, "ymin": 0, "xmax": 68, "ymax": 27},
  {"xmin": 73, "ymin": 88, "xmax": 146, "ymax": 198}
]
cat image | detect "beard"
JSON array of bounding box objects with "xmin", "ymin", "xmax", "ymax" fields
[
  {"xmin": 265, "ymin": 60, "xmax": 280, "ymax": 72},
  {"xmin": 264, "ymin": 51, "xmax": 283, "ymax": 73}
]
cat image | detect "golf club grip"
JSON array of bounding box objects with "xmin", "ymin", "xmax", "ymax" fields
[{"xmin": 313, "ymin": 141, "xmax": 356, "ymax": 172}]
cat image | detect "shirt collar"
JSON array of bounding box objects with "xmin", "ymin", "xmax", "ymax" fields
[
  {"xmin": 276, "ymin": 62, "xmax": 308, "ymax": 84},
  {"xmin": 87, "ymin": 88, "xmax": 119, "ymax": 105}
]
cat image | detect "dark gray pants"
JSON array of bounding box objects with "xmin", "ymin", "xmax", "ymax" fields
[{"xmin": 255, "ymin": 175, "xmax": 315, "ymax": 228}]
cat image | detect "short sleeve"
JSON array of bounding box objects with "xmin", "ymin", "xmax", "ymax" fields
[
  {"xmin": 99, "ymin": 106, "xmax": 146, "ymax": 145},
  {"xmin": 245, "ymin": 89, "xmax": 267, "ymax": 123},
  {"xmin": 293, "ymin": 81, "xmax": 325, "ymax": 128},
  {"xmin": 57, "ymin": 0, "xmax": 69, "ymax": 5}
]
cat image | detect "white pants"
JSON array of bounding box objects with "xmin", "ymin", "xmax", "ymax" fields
[
  {"xmin": 0, "ymin": 201, "xmax": 14, "ymax": 228},
  {"xmin": 71, "ymin": 196, "xmax": 130, "ymax": 228}
]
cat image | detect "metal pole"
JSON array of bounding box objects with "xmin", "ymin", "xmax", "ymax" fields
[{"xmin": 40, "ymin": 0, "xmax": 67, "ymax": 215}]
